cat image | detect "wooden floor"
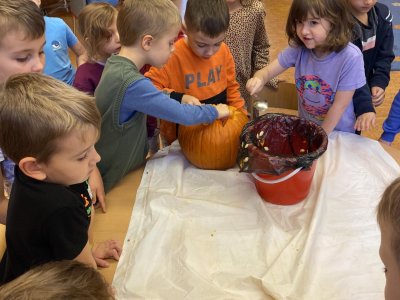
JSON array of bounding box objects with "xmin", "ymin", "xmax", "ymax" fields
[{"xmin": 263, "ymin": 0, "xmax": 400, "ymax": 150}]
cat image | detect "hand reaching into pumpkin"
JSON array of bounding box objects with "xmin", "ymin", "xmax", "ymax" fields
[
  {"xmin": 182, "ymin": 94, "xmax": 202, "ymax": 105},
  {"xmin": 215, "ymin": 104, "xmax": 230, "ymax": 119}
]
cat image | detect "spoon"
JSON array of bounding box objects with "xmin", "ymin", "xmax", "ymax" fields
[{"xmin": 252, "ymin": 94, "xmax": 268, "ymax": 119}]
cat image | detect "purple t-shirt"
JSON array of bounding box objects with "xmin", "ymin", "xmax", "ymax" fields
[
  {"xmin": 278, "ymin": 43, "xmax": 366, "ymax": 132},
  {"xmin": 73, "ymin": 62, "xmax": 105, "ymax": 96}
]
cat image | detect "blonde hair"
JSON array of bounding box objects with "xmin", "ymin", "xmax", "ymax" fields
[
  {"xmin": 286, "ymin": 0, "xmax": 354, "ymax": 53},
  {"xmin": 78, "ymin": 2, "xmax": 118, "ymax": 62},
  {"xmin": 377, "ymin": 177, "xmax": 400, "ymax": 266},
  {"xmin": 0, "ymin": 0, "xmax": 44, "ymax": 47},
  {"xmin": 0, "ymin": 260, "xmax": 114, "ymax": 300},
  {"xmin": 0, "ymin": 73, "xmax": 101, "ymax": 163},
  {"xmin": 184, "ymin": 0, "xmax": 229, "ymax": 37},
  {"xmin": 117, "ymin": 0, "xmax": 181, "ymax": 46}
]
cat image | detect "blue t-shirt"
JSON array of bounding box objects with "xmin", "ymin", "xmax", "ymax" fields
[
  {"xmin": 278, "ymin": 43, "xmax": 366, "ymax": 132},
  {"xmin": 86, "ymin": 0, "xmax": 118, "ymax": 6},
  {"xmin": 43, "ymin": 16, "xmax": 78, "ymax": 85}
]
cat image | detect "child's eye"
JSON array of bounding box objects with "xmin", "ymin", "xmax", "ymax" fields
[
  {"xmin": 15, "ymin": 56, "xmax": 29, "ymax": 63},
  {"xmin": 78, "ymin": 153, "xmax": 88, "ymax": 161},
  {"xmin": 197, "ymin": 44, "xmax": 206, "ymax": 48}
]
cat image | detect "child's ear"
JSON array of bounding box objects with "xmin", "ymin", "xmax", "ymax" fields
[
  {"xmin": 142, "ymin": 35, "xmax": 153, "ymax": 51},
  {"xmin": 18, "ymin": 157, "xmax": 47, "ymax": 181}
]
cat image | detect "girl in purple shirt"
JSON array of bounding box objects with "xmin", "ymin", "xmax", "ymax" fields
[{"xmin": 246, "ymin": 0, "xmax": 367, "ymax": 135}]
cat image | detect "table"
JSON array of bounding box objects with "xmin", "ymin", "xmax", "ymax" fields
[{"xmin": 0, "ymin": 109, "xmax": 399, "ymax": 286}]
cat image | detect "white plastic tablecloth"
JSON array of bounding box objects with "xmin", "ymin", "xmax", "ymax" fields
[{"xmin": 113, "ymin": 132, "xmax": 400, "ymax": 299}]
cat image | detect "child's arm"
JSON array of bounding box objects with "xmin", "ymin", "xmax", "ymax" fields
[
  {"xmin": 247, "ymin": 59, "xmax": 286, "ymax": 96},
  {"xmin": 322, "ymin": 90, "xmax": 355, "ymax": 134},
  {"xmin": 225, "ymin": 48, "xmax": 246, "ymax": 111},
  {"xmin": 353, "ymin": 84, "xmax": 376, "ymax": 132},
  {"xmin": 70, "ymin": 41, "xmax": 87, "ymax": 67}
]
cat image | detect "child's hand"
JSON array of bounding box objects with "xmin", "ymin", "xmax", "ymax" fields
[
  {"xmin": 354, "ymin": 112, "xmax": 376, "ymax": 132},
  {"xmin": 89, "ymin": 167, "xmax": 106, "ymax": 213},
  {"xmin": 182, "ymin": 95, "xmax": 202, "ymax": 105},
  {"xmin": 246, "ymin": 76, "xmax": 264, "ymax": 96},
  {"xmin": 92, "ymin": 239, "xmax": 122, "ymax": 268},
  {"xmin": 215, "ymin": 104, "xmax": 230, "ymax": 119},
  {"xmin": 371, "ymin": 86, "xmax": 385, "ymax": 107}
]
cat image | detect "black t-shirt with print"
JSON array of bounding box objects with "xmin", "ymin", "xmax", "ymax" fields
[{"xmin": 0, "ymin": 167, "xmax": 92, "ymax": 283}]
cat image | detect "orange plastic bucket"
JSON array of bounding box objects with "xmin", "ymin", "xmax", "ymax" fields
[{"xmin": 252, "ymin": 161, "xmax": 317, "ymax": 205}]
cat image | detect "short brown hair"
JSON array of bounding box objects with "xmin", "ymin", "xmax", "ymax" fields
[
  {"xmin": 0, "ymin": 0, "xmax": 44, "ymax": 47},
  {"xmin": 184, "ymin": 0, "xmax": 229, "ymax": 37},
  {"xmin": 377, "ymin": 177, "xmax": 400, "ymax": 266},
  {"xmin": 117, "ymin": 0, "xmax": 181, "ymax": 47},
  {"xmin": 286, "ymin": 0, "xmax": 354, "ymax": 53},
  {"xmin": 78, "ymin": 2, "xmax": 118, "ymax": 61},
  {"xmin": 0, "ymin": 73, "xmax": 101, "ymax": 163},
  {"xmin": 0, "ymin": 260, "xmax": 114, "ymax": 300}
]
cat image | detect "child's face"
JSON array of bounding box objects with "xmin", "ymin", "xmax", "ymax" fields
[
  {"xmin": 379, "ymin": 221, "xmax": 400, "ymax": 300},
  {"xmin": 101, "ymin": 16, "xmax": 121, "ymax": 58},
  {"xmin": 348, "ymin": 0, "xmax": 376, "ymax": 14},
  {"xmin": 186, "ymin": 31, "xmax": 225, "ymax": 59},
  {"xmin": 295, "ymin": 13, "xmax": 331, "ymax": 57},
  {"xmin": 38, "ymin": 127, "xmax": 101, "ymax": 186},
  {"xmin": 0, "ymin": 31, "xmax": 45, "ymax": 83},
  {"xmin": 148, "ymin": 26, "xmax": 180, "ymax": 67}
]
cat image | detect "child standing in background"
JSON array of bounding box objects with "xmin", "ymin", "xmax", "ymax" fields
[
  {"xmin": 0, "ymin": 0, "xmax": 46, "ymax": 224},
  {"xmin": 377, "ymin": 177, "xmax": 400, "ymax": 300},
  {"xmin": 95, "ymin": 0, "xmax": 230, "ymax": 192},
  {"xmin": 73, "ymin": 2, "xmax": 120, "ymax": 95},
  {"xmin": 225, "ymin": 0, "xmax": 278, "ymax": 109},
  {"xmin": 247, "ymin": 0, "xmax": 366, "ymax": 135},
  {"xmin": 32, "ymin": 0, "xmax": 87, "ymax": 85},
  {"xmin": 146, "ymin": 0, "xmax": 246, "ymax": 144},
  {"xmin": 0, "ymin": 73, "xmax": 121, "ymax": 283},
  {"xmin": 349, "ymin": 0, "xmax": 394, "ymax": 133}
]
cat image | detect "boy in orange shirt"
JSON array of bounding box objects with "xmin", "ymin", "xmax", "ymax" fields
[{"xmin": 145, "ymin": 0, "xmax": 246, "ymax": 144}]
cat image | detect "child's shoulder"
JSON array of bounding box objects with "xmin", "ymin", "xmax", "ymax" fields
[
  {"xmin": 44, "ymin": 16, "xmax": 68, "ymax": 27},
  {"xmin": 374, "ymin": 2, "xmax": 392, "ymax": 24},
  {"xmin": 342, "ymin": 42, "xmax": 363, "ymax": 57}
]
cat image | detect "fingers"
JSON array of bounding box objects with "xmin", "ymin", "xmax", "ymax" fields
[
  {"xmin": 246, "ymin": 78, "xmax": 263, "ymax": 95},
  {"xmin": 96, "ymin": 192, "xmax": 107, "ymax": 213},
  {"xmin": 94, "ymin": 256, "xmax": 110, "ymax": 268}
]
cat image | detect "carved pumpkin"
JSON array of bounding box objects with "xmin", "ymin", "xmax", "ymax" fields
[{"xmin": 178, "ymin": 106, "xmax": 248, "ymax": 170}]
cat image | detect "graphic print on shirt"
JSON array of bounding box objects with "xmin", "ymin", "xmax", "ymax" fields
[
  {"xmin": 51, "ymin": 40, "xmax": 62, "ymax": 51},
  {"xmin": 80, "ymin": 191, "xmax": 92, "ymax": 218},
  {"xmin": 296, "ymin": 75, "xmax": 334, "ymax": 121},
  {"xmin": 184, "ymin": 65, "xmax": 222, "ymax": 89}
]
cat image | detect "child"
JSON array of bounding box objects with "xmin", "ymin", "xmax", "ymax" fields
[
  {"xmin": 32, "ymin": 0, "xmax": 87, "ymax": 85},
  {"xmin": 95, "ymin": 0, "xmax": 230, "ymax": 192},
  {"xmin": 73, "ymin": 2, "xmax": 120, "ymax": 95},
  {"xmin": 349, "ymin": 0, "xmax": 394, "ymax": 133},
  {"xmin": 145, "ymin": 0, "xmax": 246, "ymax": 144},
  {"xmin": 224, "ymin": 0, "xmax": 278, "ymax": 109},
  {"xmin": 246, "ymin": 0, "xmax": 366, "ymax": 135},
  {"xmin": 0, "ymin": 260, "xmax": 114, "ymax": 299},
  {"xmin": 0, "ymin": 73, "xmax": 121, "ymax": 283},
  {"xmin": 377, "ymin": 177, "xmax": 400, "ymax": 300},
  {"xmin": 0, "ymin": 0, "xmax": 46, "ymax": 224}
]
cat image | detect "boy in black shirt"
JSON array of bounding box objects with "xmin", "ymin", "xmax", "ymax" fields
[{"xmin": 0, "ymin": 73, "xmax": 121, "ymax": 283}]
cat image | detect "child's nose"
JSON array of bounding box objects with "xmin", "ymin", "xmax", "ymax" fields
[{"xmin": 32, "ymin": 55, "xmax": 45, "ymax": 73}]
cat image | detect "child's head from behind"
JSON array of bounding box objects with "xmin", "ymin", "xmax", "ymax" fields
[
  {"xmin": 0, "ymin": 0, "xmax": 45, "ymax": 83},
  {"xmin": 184, "ymin": 0, "xmax": 229, "ymax": 59},
  {"xmin": 0, "ymin": 260, "xmax": 114, "ymax": 300},
  {"xmin": 78, "ymin": 2, "xmax": 120, "ymax": 62},
  {"xmin": 377, "ymin": 177, "xmax": 400, "ymax": 300},
  {"xmin": 286, "ymin": 0, "xmax": 354, "ymax": 54},
  {"xmin": 0, "ymin": 73, "xmax": 101, "ymax": 186},
  {"xmin": 118, "ymin": 0, "xmax": 181, "ymax": 66}
]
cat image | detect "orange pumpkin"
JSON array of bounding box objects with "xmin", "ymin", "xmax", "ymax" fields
[{"xmin": 178, "ymin": 106, "xmax": 248, "ymax": 170}]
